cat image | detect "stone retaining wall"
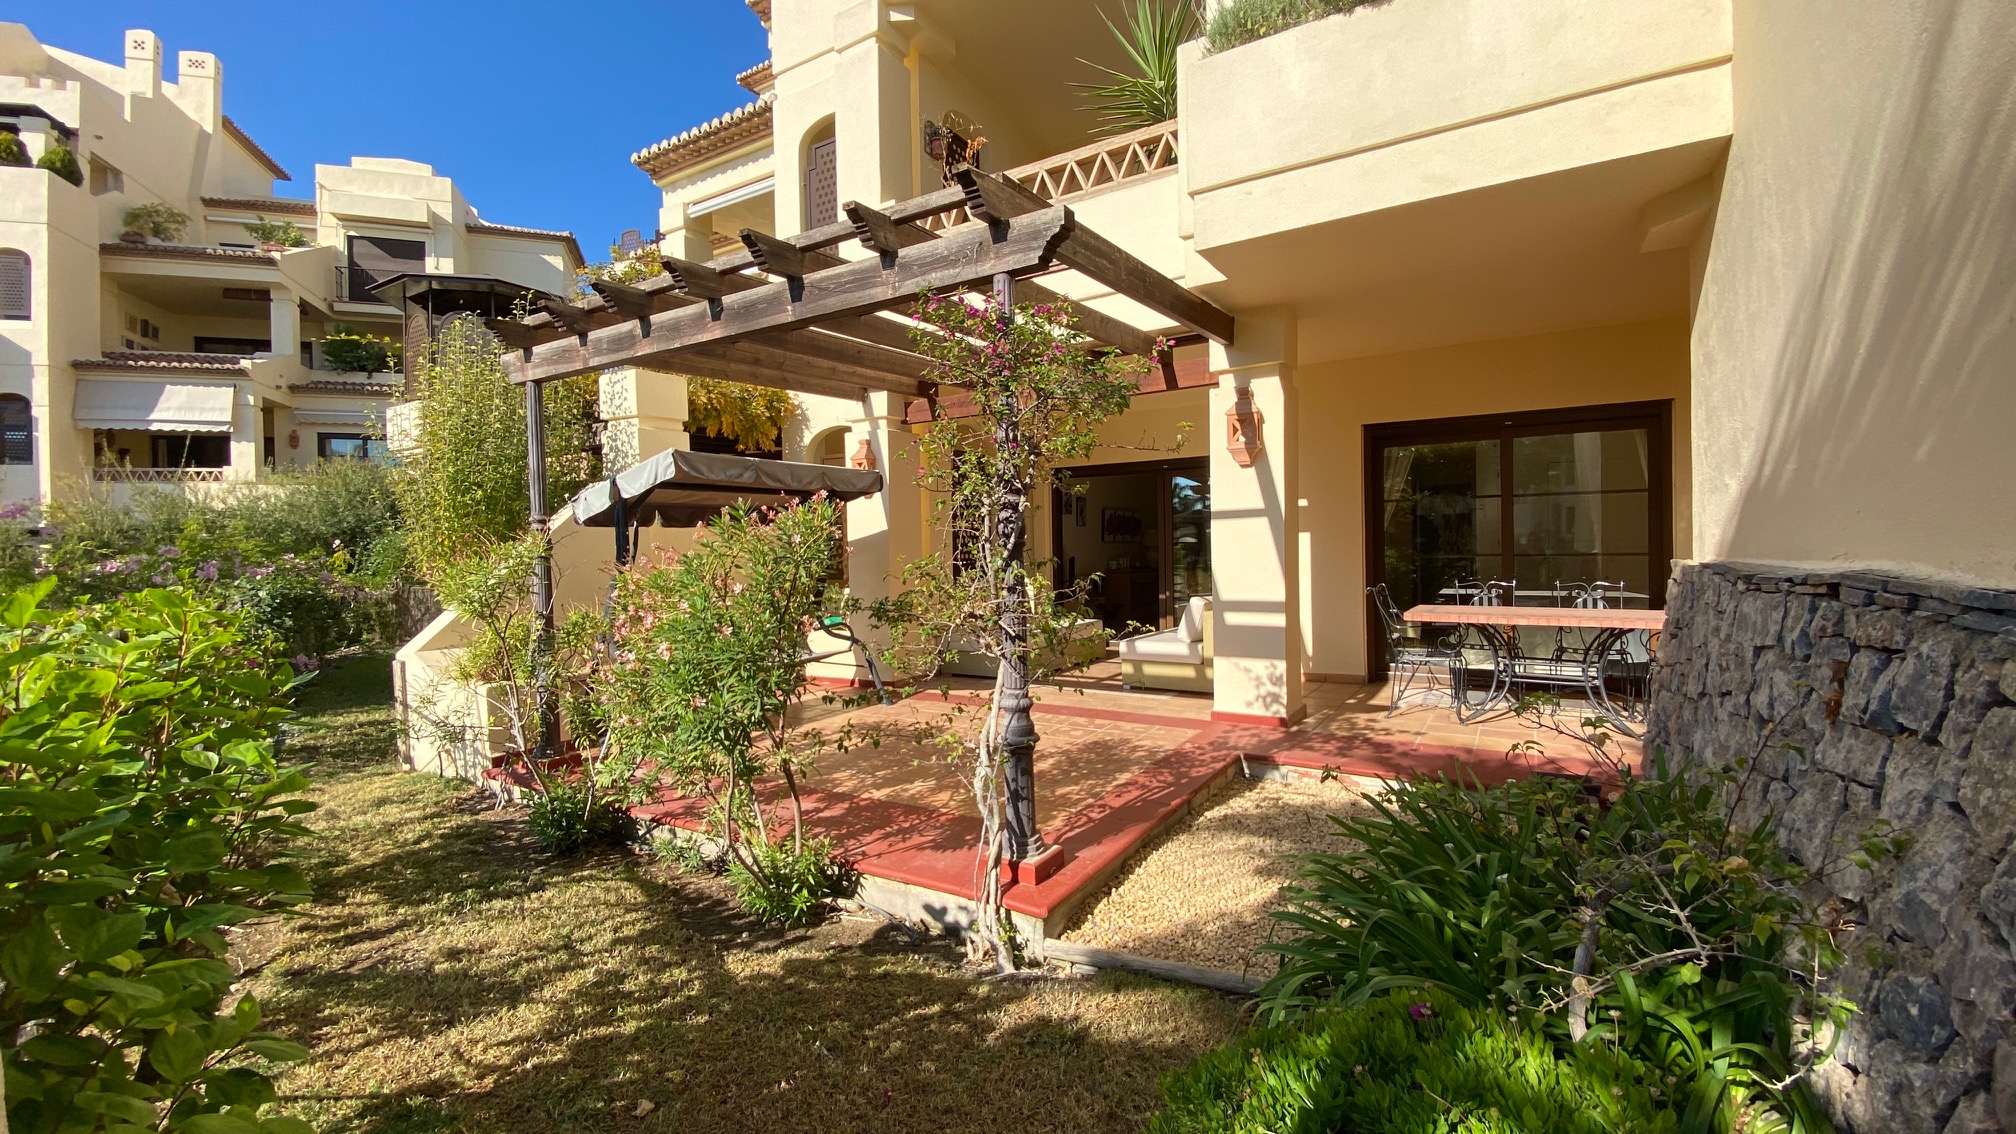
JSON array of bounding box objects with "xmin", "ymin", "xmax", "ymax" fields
[{"xmin": 1649, "ymin": 561, "xmax": 2016, "ymax": 1134}]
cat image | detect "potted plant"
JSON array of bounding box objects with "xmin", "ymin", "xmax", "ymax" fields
[
  {"xmin": 120, "ymin": 202, "xmax": 189, "ymax": 244},
  {"xmin": 35, "ymin": 141, "xmax": 82, "ymax": 186},
  {"xmin": 0, "ymin": 132, "xmax": 30, "ymax": 168},
  {"xmin": 245, "ymin": 215, "xmax": 310, "ymax": 252}
]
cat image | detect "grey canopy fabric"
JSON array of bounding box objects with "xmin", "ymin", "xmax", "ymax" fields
[{"xmin": 567, "ymin": 447, "xmax": 882, "ymax": 529}]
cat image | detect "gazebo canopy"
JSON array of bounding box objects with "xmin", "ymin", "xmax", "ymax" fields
[
  {"xmin": 493, "ymin": 165, "xmax": 1235, "ymax": 400},
  {"xmin": 567, "ymin": 447, "xmax": 882, "ymax": 529}
]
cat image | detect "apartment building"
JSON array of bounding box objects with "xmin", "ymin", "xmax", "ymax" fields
[{"xmin": 0, "ymin": 22, "xmax": 583, "ymax": 504}]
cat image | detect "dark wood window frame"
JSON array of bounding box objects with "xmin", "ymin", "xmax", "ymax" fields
[
  {"xmin": 1051, "ymin": 455, "xmax": 1210, "ymax": 629},
  {"xmin": 1361, "ymin": 399, "xmax": 1674, "ymax": 675}
]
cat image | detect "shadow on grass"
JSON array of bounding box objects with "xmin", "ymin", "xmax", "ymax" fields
[{"xmin": 258, "ymin": 655, "xmax": 1244, "ymax": 1134}]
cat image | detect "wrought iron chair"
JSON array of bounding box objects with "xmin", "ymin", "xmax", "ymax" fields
[
  {"xmin": 1369, "ymin": 584, "xmax": 1462, "ymax": 717},
  {"xmin": 1455, "ymin": 578, "xmax": 1517, "ymax": 606}
]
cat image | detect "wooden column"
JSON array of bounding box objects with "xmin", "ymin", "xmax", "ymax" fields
[
  {"xmin": 993, "ymin": 271, "xmax": 1045, "ymax": 863},
  {"xmin": 526, "ymin": 379, "xmax": 557, "ymax": 761}
]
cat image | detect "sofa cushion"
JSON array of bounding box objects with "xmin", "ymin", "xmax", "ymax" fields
[
  {"xmin": 1118, "ymin": 627, "xmax": 1204, "ymax": 664},
  {"xmin": 1177, "ymin": 596, "xmax": 1208, "ymax": 643}
]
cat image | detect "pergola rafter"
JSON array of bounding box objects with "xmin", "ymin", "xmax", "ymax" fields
[{"xmin": 495, "ymin": 166, "xmax": 1233, "ymax": 396}]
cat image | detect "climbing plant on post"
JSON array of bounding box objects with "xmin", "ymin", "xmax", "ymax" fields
[{"xmin": 876, "ymin": 286, "xmax": 1153, "ymax": 968}]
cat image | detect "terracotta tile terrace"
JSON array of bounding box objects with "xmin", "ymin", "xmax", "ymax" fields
[{"xmin": 622, "ymin": 656, "xmax": 1635, "ymax": 933}]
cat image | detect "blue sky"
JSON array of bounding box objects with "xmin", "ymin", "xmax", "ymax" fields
[{"xmin": 18, "ymin": 1, "xmax": 770, "ymax": 261}]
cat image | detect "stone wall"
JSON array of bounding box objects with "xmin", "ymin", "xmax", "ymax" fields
[{"xmin": 1649, "ymin": 561, "xmax": 2016, "ymax": 1134}]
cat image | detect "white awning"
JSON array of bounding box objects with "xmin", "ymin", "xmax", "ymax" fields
[
  {"xmin": 688, "ymin": 175, "xmax": 775, "ymax": 217},
  {"xmin": 291, "ymin": 406, "xmax": 374, "ymax": 426},
  {"xmin": 74, "ymin": 379, "xmax": 238, "ymax": 433}
]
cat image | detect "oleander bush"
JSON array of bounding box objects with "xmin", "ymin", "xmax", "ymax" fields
[
  {"xmin": 0, "ymin": 581, "xmax": 316, "ymax": 1133},
  {"xmin": 525, "ymin": 777, "xmax": 635, "ymax": 856},
  {"xmin": 1248, "ymin": 764, "xmax": 1875, "ymax": 1132},
  {"xmin": 1154, "ymin": 990, "xmax": 1679, "ymax": 1134}
]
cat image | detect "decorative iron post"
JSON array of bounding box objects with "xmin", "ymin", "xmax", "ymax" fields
[
  {"xmin": 992, "ymin": 271, "xmax": 1046, "ymax": 863},
  {"xmin": 525, "ymin": 378, "xmax": 558, "ymax": 762}
]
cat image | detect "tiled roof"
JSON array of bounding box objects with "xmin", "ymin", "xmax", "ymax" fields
[
  {"xmin": 73, "ymin": 351, "xmax": 251, "ymax": 376},
  {"xmin": 632, "ymin": 94, "xmax": 774, "ymax": 181},
  {"xmin": 100, "ymin": 242, "xmax": 279, "ymax": 265},
  {"xmin": 290, "ymin": 379, "xmax": 400, "ymax": 397},
  {"xmin": 745, "ymin": 0, "xmax": 771, "ymax": 28},
  {"xmin": 736, "ymin": 60, "xmax": 773, "ymax": 94},
  {"xmin": 201, "ymin": 196, "xmax": 316, "ymax": 217},
  {"xmin": 465, "ymin": 220, "xmax": 586, "ymax": 266},
  {"xmin": 220, "ymin": 115, "xmax": 291, "ymax": 181}
]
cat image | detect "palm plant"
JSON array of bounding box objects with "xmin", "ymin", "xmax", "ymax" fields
[{"xmin": 1076, "ymin": 0, "xmax": 1199, "ymax": 136}]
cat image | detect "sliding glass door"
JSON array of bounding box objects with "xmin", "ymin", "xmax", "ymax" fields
[{"xmin": 1366, "ymin": 402, "xmax": 1670, "ymax": 666}]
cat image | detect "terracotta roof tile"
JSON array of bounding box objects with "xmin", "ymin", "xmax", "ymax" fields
[
  {"xmin": 290, "ymin": 379, "xmax": 400, "ymax": 397},
  {"xmin": 220, "ymin": 115, "xmax": 291, "ymax": 181},
  {"xmin": 632, "ymin": 95, "xmax": 773, "ymax": 181},
  {"xmin": 465, "ymin": 219, "xmax": 585, "ymax": 265},
  {"xmin": 736, "ymin": 60, "xmax": 773, "ymax": 94},
  {"xmin": 745, "ymin": 0, "xmax": 771, "ymax": 28},
  {"xmin": 100, "ymin": 242, "xmax": 278, "ymax": 265},
  {"xmin": 201, "ymin": 196, "xmax": 317, "ymax": 217},
  {"xmin": 73, "ymin": 351, "xmax": 251, "ymax": 376}
]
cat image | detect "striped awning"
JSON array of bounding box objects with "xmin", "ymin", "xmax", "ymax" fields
[{"xmin": 73, "ymin": 379, "xmax": 238, "ymax": 433}]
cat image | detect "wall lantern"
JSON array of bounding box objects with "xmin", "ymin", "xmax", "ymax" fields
[
  {"xmin": 1224, "ymin": 388, "xmax": 1263, "ymax": 468},
  {"xmin": 287, "ymin": 429, "xmax": 300, "ymax": 450}
]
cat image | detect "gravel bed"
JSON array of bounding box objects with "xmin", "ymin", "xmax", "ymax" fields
[{"xmin": 1060, "ymin": 774, "xmax": 1371, "ymax": 980}]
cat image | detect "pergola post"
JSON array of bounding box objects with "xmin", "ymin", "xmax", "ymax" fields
[
  {"xmin": 992, "ymin": 271, "xmax": 1046, "ymax": 864},
  {"xmin": 526, "ymin": 378, "xmax": 558, "ymax": 761}
]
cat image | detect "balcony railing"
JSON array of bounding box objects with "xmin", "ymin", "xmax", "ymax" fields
[
  {"xmin": 93, "ymin": 467, "xmax": 227, "ymax": 484},
  {"xmin": 921, "ymin": 120, "xmax": 1180, "ymax": 231},
  {"xmin": 335, "ymin": 264, "xmax": 403, "ymax": 305}
]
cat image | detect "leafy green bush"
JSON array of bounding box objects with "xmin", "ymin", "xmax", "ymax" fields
[
  {"xmin": 1204, "ymin": 0, "xmax": 1391, "ymax": 54},
  {"xmin": 1155, "ymin": 990, "xmax": 1678, "ymax": 1133},
  {"xmin": 525, "ymin": 778, "xmax": 634, "ymax": 855},
  {"xmin": 244, "ymin": 216, "xmax": 309, "ymax": 248},
  {"xmin": 316, "ymin": 325, "xmax": 400, "ymax": 374},
  {"xmin": 0, "ymin": 132, "xmax": 29, "ymax": 167},
  {"xmin": 726, "ymin": 838, "xmax": 848, "ymax": 927},
  {"xmin": 120, "ymin": 201, "xmax": 188, "ymax": 241},
  {"xmin": 0, "ymin": 581, "xmax": 317, "ymax": 1133},
  {"xmin": 36, "ymin": 142, "xmax": 82, "ymax": 186},
  {"xmin": 1260, "ymin": 768, "xmax": 1855, "ymax": 1132}
]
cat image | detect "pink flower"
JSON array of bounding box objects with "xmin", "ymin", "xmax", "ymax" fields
[{"xmin": 1408, "ymin": 1002, "xmax": 1433, "ymax": 1021}]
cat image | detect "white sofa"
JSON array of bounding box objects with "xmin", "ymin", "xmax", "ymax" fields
[{"xmin": 1117, "ymin": 596, "xmax": 1214, "ymax": 693}]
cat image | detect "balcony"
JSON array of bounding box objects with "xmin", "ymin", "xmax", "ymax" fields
[
  {"xmin": 1179, "ymin": 0, "xmax": 1734, "ymax": 252},
  {"xmin": 335, "ymin": 263, "xmax": 401, "ymax": 305},
  {"xmin": 921, "ymin": 120, "xmax": 1181, "ymax": 232}
]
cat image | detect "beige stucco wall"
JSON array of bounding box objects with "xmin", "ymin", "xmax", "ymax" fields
[
  {"xmin": 1689, "ymin": 0, "xmax": 2016, "ymax": 589},
  {"xmin": 1296, "ymin": 316, "xmax": 1692, "ymax": 680}
]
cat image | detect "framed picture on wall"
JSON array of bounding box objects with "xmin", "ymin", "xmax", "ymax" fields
[{"xmin": 1101, "ymin": 508, "xmax": 1142, "ymax": 543}]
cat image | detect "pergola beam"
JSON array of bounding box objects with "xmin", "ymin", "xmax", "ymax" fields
[
  {"xmin": 1054, "ymin": 226, "xmax": 1235, "ymax": 345},
  {"xmin": 505, "ymin": 207, "xmax": 1073, "ymax": 385}
]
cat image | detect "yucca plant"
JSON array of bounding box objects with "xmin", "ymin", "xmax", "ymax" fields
[{"xmin": 1076, "ymin": 0, "xmax": 1199, "ymax": 136}]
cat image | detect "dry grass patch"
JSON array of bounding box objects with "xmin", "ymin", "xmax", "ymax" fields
[
  {"xmin": 1062, "ymin": 774, "xmax": 1370, "ymax": 978},
  {"xmin": 251, "ymin": 657, "xmax": 1243, "ymax": 1133}
]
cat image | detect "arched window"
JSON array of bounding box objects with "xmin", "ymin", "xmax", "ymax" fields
[
  {"xmin": 810, "ymin": 426, "xmax": 849, "ymax": 467},
  {"xmin": 0, "ymin": 250, "xmax": 29, "ymax": 320},
  {"xmin": 0, "ymin": 394, "xmax": 32, "ymax": 465},
  {"xmin": 802, "ymin": 121, "xmax": 837, "ymax": 229}
]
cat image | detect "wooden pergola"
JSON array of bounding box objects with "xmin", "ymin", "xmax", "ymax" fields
[{"xmin": 496, "ymin": 165, "xmax": 1234, "ymax": 866}]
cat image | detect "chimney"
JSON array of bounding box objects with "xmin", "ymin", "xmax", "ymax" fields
[
  {"xmin": 124, "ymin": 29, "xmax": 160, "ymax": 98},
  {"xmin": 177, "ymin": 50, "xmax": 221, "ymax": 131}
]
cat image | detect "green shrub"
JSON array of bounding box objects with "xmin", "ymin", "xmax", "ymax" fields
[
  {"xmin": 244, "ymin": 216, "xmax": 309, "ymax": 248},
  {"xmin": 726, "ymin": 838, "xmax": 849, "ymax": 927},
  {"xmin": 0, "ymin": 581, "xmax": 316, "ymax": 1133},
  {"xmin": 1155, "ymin": 990, "xmax": 1678, "ymax": 1133},
  {"xmin": 35, "ymin": 142, "xmax": 81, "ymax": 186},
  {"xmin": 1260, "ymin": 769, "xmax": 1851, "ymax": 1132},
  {"xmin": 1204, "ymin": 0, "xmax": 1391, "ymax": 54},
  {"xmin": 317, "ymin": 324, "xmax": 401, "ymax": 374},
  {"xmin": 0, "ymin": 132, "xmax": 29, "ymax": 167},
  {"xmin": 120, "ymin": 201, "xmax": 187, "ymax": 241},
  {"xmin": 525, "ymin": 778, "xmax": 634, "ymax": 855}
]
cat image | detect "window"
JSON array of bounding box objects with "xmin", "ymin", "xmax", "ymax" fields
[
  {"xmin": 0, "ymin": 250, "xmax": 28, "ymax": 320},
  {"xmin": 345, "ymin": 235, "xmax": 425, "ymax": 303},
  {"xmin": 88, "ymin": 157, "xmax": 124, "ymax": 196},
  {"xmin": 803, "ymin": 130, "xmax": 837, "ymax": 229},
  {"xmin": 151, "ymin": 434, "xmax": 229, "ymax": 469},
  {"xmin": 0, "ymin": 394, "xmax": 31, "ymax": 465},
  {"xmin": 192, "ymin": 337, "xmax": 270, "ymax": 356},
  {"xmin": 317, "ymin": 433, "xmax": 387, "ymax": 461}
]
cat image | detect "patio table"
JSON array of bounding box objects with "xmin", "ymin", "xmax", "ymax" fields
[{"xmin": 1403, "ymin": 604, "xmax": 1666, "ymax": 737}]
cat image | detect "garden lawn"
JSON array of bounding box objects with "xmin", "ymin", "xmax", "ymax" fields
[{"xmin": 254, "ymin": 657, "xmax": 1245, "ymax": 1134}]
